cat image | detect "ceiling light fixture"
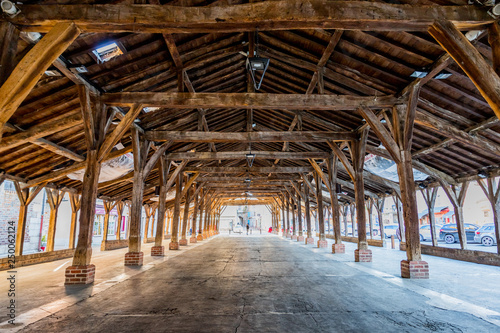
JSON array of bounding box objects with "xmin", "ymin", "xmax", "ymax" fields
[
  {"xmin": 1, "ymin": 1, "xmax": 20, "ymax": 17},
  {"xmin": 478, "ymin": 170, "xmax": 489, "ymax": 179},
  {"xmin": 246, "ymin": 30, "xmax": 270, "ymax": 90}
]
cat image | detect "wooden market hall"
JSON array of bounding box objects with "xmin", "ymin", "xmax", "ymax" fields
[{"xmin": 2, "ymin": 0, "xmax": 500, "ymax": 331}]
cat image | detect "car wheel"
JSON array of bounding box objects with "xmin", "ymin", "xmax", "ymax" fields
[
  {"xmin": 444, "ymin": 234, "xmax": 455, "ymax": 244},
  {"xmin": 420, "ymin": 234, "xmax": 424, "ymax": 242},
  {"xmin": 482, "ymin": 236, "xmax": 495, "ymax": 247}
]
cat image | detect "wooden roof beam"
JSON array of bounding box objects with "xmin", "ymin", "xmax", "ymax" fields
[
  {"xmin": 11, "ymin": 2, "xmax": 492, "ymax": 33},
  {"xmin": 167, "ymin": 151, "xmax": 330, "ymax": 160},
  {"xmin": 185, "ymin": 166, "xmax": 313, "ymax": 173},
  {"xmin": 145, "ymin": 130, "xmax": 357, "ymax": 143},
  {"xmin": 102, "ymin": 92, "xmax": 400, "ymax": 110}
]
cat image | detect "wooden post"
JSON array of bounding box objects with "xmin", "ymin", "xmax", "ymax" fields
[
  {"xmin": 100, "ymin": 201, "xmax": 117, "ymax": 250},
  {"xmin": 143, "ymin": 204, "xmax": 153, "ymax": 243},
  {"xmin": 489, "ymin": 22, "xmax": 500, "ymax": 76},
  {"xmin": 440, "ymin": 180, "xmax": 470, "ymax": 250},
  {"xmin": 13, "ymin": 182, "xmax": 45, "ymax": 256},
  {"xmin": 477, "ymin": 177, "xmax": 500, "ymax": 254},
  {"xmin": 359, "ymin": 97, "xmax": 428, "ymax": 278},
  {"xmin": 367, "ymin": 200, "xmax": 374, "ymax": 240},
  {"xmin": 297, "ymin": 183, "xmax": 304, "ymax": 241},
  {"xmin": 372, "ymin": 197, "xmax": 385, "ymax": 242},
  {"xmin": 197, "ymin": 189, "xmax": 205, "ymax": 240},
  {"xmin": 291, "ymin": 196, "xmax": 297, "ymax": 240},
  {"xmin": 341, "ymin": 204, "xmax": 349, "ymax": 237},
  {"xmin": 115, "ymin": 201, "xmax": 124, "ymax": 241},
  {"xmin": 180, "ymin": 178, "xmax": 192, "ymax": 246},
  {"xmin": 350, "ymin": 203, "xmax": 356, "ymax": 238},
  {"xmin": 152, "ymin": 157, "xmax": 168, "ymax": 255},
  {"xmin": 203, "ymin": 195, "xmax": 211, "ymax": 238},
  {"xmin": 315, "ymin": 171, "xmax": 327, "ymax": 248},
  {"xmin": 69, "ymin": 193, "xmax": 81, "ymax": 249},
  {"xmin": 190, "ymin": 184, "xmax": 199, "ymax": 243},
  {"xmin": 45, "ymin": 189, "xmax": 64, "ymax": 252},
  {"xmin": 304, "ymin": 179, "xmax": 314, "ymax": 244},
  {"xmin": 421, "ymin": 187, "xmax": 438, "ymax": 247},
  {"xmin": 170, "ymin": 171, "xmax": 183, "ymax": 249}
]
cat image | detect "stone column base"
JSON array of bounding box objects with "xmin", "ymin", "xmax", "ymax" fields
[
  {"xmin": 354, "ymin": 249, "xmax": 372, "ymax": 262},
  {"xmin": 179, "ymin": 238, "xmax": 188, "ymax": 246},
  {"xmin": 291, "ymin": 235, "xmax": 298, "ymax": 240},
  {"xmin": 203, "ymin": 233, "xmax": 208, "ymax": 239},
  {"xmin": 401, "ymin": 260, "xmax": 429, "ymax": 279},
  {"xmin": 190, "ymin": 236, "xmax": 197, "ymax": 243},
  {"xmin": 151, "ymin": 246, "xmax": 164, "ymax": 256},
  {"xmin": 64, "ymin": 264, "xmax": 95, "ymax": 285},
  {"xmin": 332, "ymin": 244, "xmax": 345, "ymax": 254},
  {"xmin": 298, "ymin": 235, "xmax": 305, "ymax": 242},
  {"xmin": 169, "ymin": 242, "xmax": 179, "ymax": 250},
  {"xmin": 305, "ymin": 237, "xmax": 314, "ymax": 245},
  {"xmin": 317, "ymin": 240, "xmax": 328, "ymax": 248},
  {"xmin": 125, "ymin": 252, "xmax": 144, "ymax": 266},
  {"xmin": 197, "ymin": 234, "xmax": 203, "ymax": 241}
]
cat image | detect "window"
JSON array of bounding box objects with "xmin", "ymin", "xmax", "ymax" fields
[
  {"xmin": 93, "ymin": 42, "xmax": 124, "ymax": 63},
  {"xmin": 3, "ymin": 180, "xmax": 15, "ymax": 192}
]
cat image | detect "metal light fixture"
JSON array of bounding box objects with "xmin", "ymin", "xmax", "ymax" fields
[
  {"xmin": 1, "ymin": 1, "xmax": 20, "ymax": 17},
  {"xmin": 246, "ymin": 31, "xmax": 270, "ymax": 90},
  {"xmin": 478, "ymin": 170, "xmax": 489, "ymax": 179},
  {"xmin": 246, "ymin": 153, "xmax": 256, "ymax": 168},
  {"xmin": 411, "ymin": 69, "xmax": 451, "ymax": 80},
  {"xmin": 418, "ymin": 182, "xmax": 427, "ymax": 190}
]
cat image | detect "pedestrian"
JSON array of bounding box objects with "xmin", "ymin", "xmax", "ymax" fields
[{"xmin": 246, "ymin": 223, "xmax": 250, "ymax": 235}]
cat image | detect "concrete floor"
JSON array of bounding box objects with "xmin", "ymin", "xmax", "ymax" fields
[{"xmin": 2, "ymin": 234, "xmax": 500, "ymax": 332}]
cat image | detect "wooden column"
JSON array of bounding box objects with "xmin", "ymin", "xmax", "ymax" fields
[
  {"xmin": 115, "ymin": 201, "xmax": 124, "ymax": 241},
  {"xmin": 367, "ymin": 200, "xmax": 374, "ymax": 240},
  {"xmin": 0, "ymin": 22, "xmax": 80, "ymax": 139},
  {"xmin": 393, "ymin": 195, "xmax": 405, "ymax": 242},
  {"xmin": 489, "ymin": 22, "xmax": 500, "ymax": 76},
  {"xmin": 13, "ymin": 182, "xmax": 44, "ymax": 256},
  {"xmin": 281, "ymin": 197, "xmax": 286, "ymax": 236},
  {"xmin": 101, "ymin": 201, "xmax": 116, "ymax": 248},
  {"xmin": 190, "ymin": 184, "xmax": 199, "ymax": 243},
  {"xmin": 359, "ymin": 100, "xmax": 428, "ymax": 278},
  {"xmin": 150, "ymin": 205, "xmax": 158, "ymax": 238},
  {"xmin": 203, "ymin": 195, "xmax": 210, "ymax": 238},
  {"xmin": 372, "ymin": 197, "xmax": 385, "ymax": 242},
  {"xmin": 477, "ymin": 177, "xmax": 500, "ymax": 254},
  {"xmin": 180, "ymin": 181, "xmax": 192, "ymax": 246},
  {"xmin": 350, "ymin": 203, "xmax": 356, "ymax": 237},
  {"xmin": 143, "ymin": 204, "xmax": 153, "ymax": 243},
  {"xmin": 291, "ymin": 197, "xmax": 297, "ymax": 239},
  {"xmin": 197, "ymin": 189, "xmax": 205, "ymax": 240},
  {"xmin": 314, "ymin": 171, "xmax": 327, "ymax": 248},
  {"xmin": 304, "ymin": 179, "xmax": 314, "ymax": 244},
  {"xmin": 297, "ymin": 184, "xmax": 304, "ymax": 241},
  {"xmin": 153, "ymin": 156, "xmax": 168, "ymax": 255},
  {"xmin": 421, "ymin": 187, "xmax": 438, "ymax": 247},
  {"xmin": 440, "ymin": 180, "xmax": 469, "ymax": 250},
  {"xmin": 341, "ymin": 204, "xmax": 348, "ymax": 236},
  {"xmin": 285, "ymin": 192, "xmax": 290, "ymax": 238},
  {"xmin": 170, "ymin": 172, "xmax": 183, "ymax": 249},
  {"xmin": 46, "ymin": 189, "xmax": 64, "ymax": 252},
  {"xmin": 69, "ymin": 193, "xmax": 81, "ymax": 249},
  {"xmin": 127, "ymin": 128, "xmax": 149, "ymax": 260}
]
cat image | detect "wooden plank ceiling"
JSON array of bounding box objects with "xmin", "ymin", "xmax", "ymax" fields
[{"xmin": 0, "ymin": 0, "xmax": 499, "ymax": 207}]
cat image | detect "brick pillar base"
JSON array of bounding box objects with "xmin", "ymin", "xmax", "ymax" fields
[
  {"xmin": 203, "ymin": 233, "xmax": 207, "ymax": 239},
  {"xmin": 125, "ymin": 252, "xmax": 144, "ymax": 266},
  {"xmin": 317, "ymin": 240, "xmax": 328, "ymax": 248},
  {"xmin": 64, "ymin": 264, "xmax": 95, "ymax": 285},
  {"xmin": 354, "ymin": 249, "xmax": 372, "ymax": 262},
  {"xmin": 305, "ymin": 237, "xmax": 314, "ymax": 245},
  {"xmin": 401, "ymin": 260, "xmax": 429, "ymax": 279},
  {"xmin": 332, "ymin": 243, "xmax": 345, "ymax": 254},
  {"xmin": 291, "ymin": 235, "xmax": 298, "ymax": 240},
  {"xmin": 197, "ymin": 234, "xmax": 203, "ymax": 241},
  {"xmin": 169, "ymin": 242, "xmax": 179, "ymax": 250},
  {"xmin": 151, "ymin": 246, "xmax": 164, "ymax": 256},
  {"xmin": 179, "ymin": 238, "xmax": 188, "ymax": 246},
  {"xmin": 190, "ymin": 236, "xmax": 197, "ymax": 243},
  {"xmin": 298, "ymin": 235, "xmax": 305, "ymax": 242}
]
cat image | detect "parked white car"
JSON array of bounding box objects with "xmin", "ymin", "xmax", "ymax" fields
[
  {"xmin": 419, "ymin": 224, "xmax": 442, "ymax": 241},
  {"xmin": 233, "ymin": 224, "xmax": 243, "ymax": 234}
]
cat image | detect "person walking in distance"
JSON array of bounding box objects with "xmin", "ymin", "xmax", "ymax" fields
[{"xmin": 246, "ymin": 223, "xmax": 250, "ymax": 235}]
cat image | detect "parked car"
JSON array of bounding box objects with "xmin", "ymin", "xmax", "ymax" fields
[
  {"xmin": 419, "ymin": 224, "xmax": 442, "ymax": 241},
  {"xmin": 233, "ymin": 224, "xmax": 243, "ymax": 234},
  {"xmin": 383, "ymin": 225, "xmax": 398, "ymax": 238},
  {"xmin": 473, "ymin": 223, "xmax": 497, "ymax": 246},
  {"xmin": 439, "ymin": 223, "xmax": 479, "ymax": 244}
]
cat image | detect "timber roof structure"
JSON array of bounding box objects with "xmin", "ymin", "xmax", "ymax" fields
[{"xmin": 1, "ymin": 0, "xmax": 500, "ymax": 208}]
